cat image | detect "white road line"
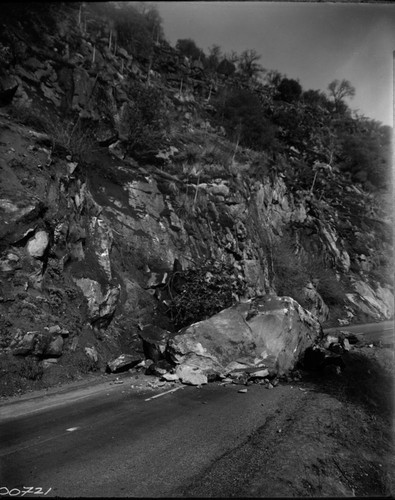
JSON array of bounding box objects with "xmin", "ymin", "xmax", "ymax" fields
[
  {"xmin": 145, "ymin": 386, "xmax": 184, "ymax": 401},
  {"xmin": 0, "ymin": 390, "xmax": 113, "ymax": 421},
  {"xmin": 0, "ymin": 430, "xmax": 78, "ymax": 458}
]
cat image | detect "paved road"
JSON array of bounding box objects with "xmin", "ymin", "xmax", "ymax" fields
[
  {"xmin": 324, "ymin": 320, "xmax": 394, "ymax": 345},
  {"xmin": 0, "ymin": 378, "xmax": 305, "ymax": 497},
  {"xmin": 0, "ymin": 320, "xmax": 392, "ymax": 497}
]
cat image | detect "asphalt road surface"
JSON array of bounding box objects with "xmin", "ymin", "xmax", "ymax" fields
[
  {"xmin": 324, "ymin": 319, "xmax": 394, "ymax": 345},
  {"xmin": 0, "ymin": 320, "xmax": 393, "ymax": 497},
  {"xmin": 1, "ymin": 381, "xmax": 307, "ymax": 497}
]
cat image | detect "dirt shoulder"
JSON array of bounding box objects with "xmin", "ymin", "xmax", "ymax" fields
[
  {"xmin": 0, "ymin": 369, "xmax": 179, "ymax": 420},
  {"xmin": 175, "ymin": 345, "xmax": 395, "ymax": 497}
]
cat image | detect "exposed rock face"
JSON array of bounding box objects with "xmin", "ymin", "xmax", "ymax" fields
[
  {"xmin": 346, "ymin": 281, "xmax": 394, "ymax": 321},
  {"xmin": 167, "ymin": 296, "xmax": 322, "ymax": 377},
  {"xmin": 0, "ymin": 3, "xmax": 392, "ymax": 390},
  {"xmin": 302, "ymin": 282, "xmax": 330, "ymax": 323},
  {"xmin": 74, "ymin": 279, "xmax": 120, "ymax": 329}
]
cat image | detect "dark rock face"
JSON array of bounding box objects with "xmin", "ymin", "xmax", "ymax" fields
[
  {"xmin": 0, "ymin": 83, "xmax": 18, "ymax": 107},
  {"xmin": 139, "ymin": 325, "xmax": 172, "ymax": 363}
]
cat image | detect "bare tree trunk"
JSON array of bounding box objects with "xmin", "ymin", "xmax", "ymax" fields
[
  {"xmin": 193, "ymin": 174, "xmax": 200, "ymax": 209},
  {"xmin": 207, "ymin": 84, "xmax": 212, "ymax": 103},
  {"xmin": 146, "ymin": 55, "xmax": 153, "ymax": 86},
  {"xmin": 231, "ymin": 128, "xmax": 241, "ymax": 164},
  {"xmin": 310, "ymin": 170, "xmax": 318, "ymax": 194}
]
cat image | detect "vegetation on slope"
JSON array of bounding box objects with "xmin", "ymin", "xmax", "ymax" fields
[{"xmin": 0, "ymin": 1, "xmax": 392, "ymax": 329}]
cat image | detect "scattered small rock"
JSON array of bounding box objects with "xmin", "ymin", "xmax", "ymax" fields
[
  {"xmin": 342, "ymin": 338, "xmax": 351, "ymax": 351},
  {"xmin": 221, "ymin": 377, "xmax": 233, "ymax": 384},
  {"xmin": 175, "ymin": 364, "xmax": 208, "ymax": 386},
  {"xmin": 48, "ymin": 325, "xmax": 61, "ymax": 334},
  {"xmin": 42, "ymin": 358, "xmax": 59, "ymax": 369},
  {"xmin": 161, "ymin": 372, "xmax": 179, "ymax": 382},
  {"xmin": 107, "ymin": 354, "xmax": 141, "ymax": 373},
  {"xmin": 238, "ymin": 388, "xmax": 248, "ymax": 393},
  {"xmin": 85, "ymin": 346, "xmax": 98, "ymax": 363},
  {"xmin": 146, "ymin": 363, "xmax": 168, "ymax": 377},
  {"xmin": 248, "ymin": 368, "xmax": 269, "ymax": 379}
]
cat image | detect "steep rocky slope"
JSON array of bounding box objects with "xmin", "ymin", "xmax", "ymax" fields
[{"xmin": 0, "ymin": 3, "xmax": 393, "ymax": 393}]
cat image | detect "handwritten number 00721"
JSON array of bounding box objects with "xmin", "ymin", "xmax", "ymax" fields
[{"xmin": 0, "ymin": 487, "xmax": 52, "ymax": 496}]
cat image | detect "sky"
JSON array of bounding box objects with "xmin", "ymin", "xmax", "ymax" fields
[{"xmin": 155, "ymin": 1, "xmax": 395, "ymax": 126}]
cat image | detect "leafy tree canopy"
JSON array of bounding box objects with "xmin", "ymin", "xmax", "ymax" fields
[
  {"xmin": 176, "ymin": 38, "xmax": 205, "ymax": 62},
  {"xmin": 275, "ymin": 78, "xmax": 302, "ymax": 103}
]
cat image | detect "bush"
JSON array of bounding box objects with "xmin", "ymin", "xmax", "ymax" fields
[
  {"xmin": 19, "ymin": 356, "xmax": 44, "ymax": 380},
  {"xmin": 51, "ymin": 119, "xmax": 96, "ymax": 162},
  {"xmin": 122, "ymin": 81, "xmax": 168, "ymax": 155},
  {"xmin": 165, "ymin": 261, "xmax": 246, "ymax": 329},
  {"xmin": 214, "ymin": 88, "xmax": 277, "ymax": 151},
  {"xmin": 8, "ymin": 104, "xmax": 95, "ymax": 161},
  {"xmin": 275, "ymin": 78, "xmax": 302, "ymax": 103},
  {"xmin": 176, "ymin": 39, "xmax": 205, "ymax": 62},
  {"xmin": 70, "ymin": 349, "xmax": 98, "ymax": 374}
]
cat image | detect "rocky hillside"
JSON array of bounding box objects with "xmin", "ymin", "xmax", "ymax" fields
[{"xmin": 0, "ymin": 2, "xmax": 393, "ymax": 393}]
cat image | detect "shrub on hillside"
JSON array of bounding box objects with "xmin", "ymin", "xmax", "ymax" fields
[
  {"xmin": 106, "ymin": 3, "xmax": 158, "ymax": 60},
  {"xmin": 213, "ymin": 88, "xmax": 277, "ymax": 151},
  {"xmin": 122, "ymin": 81, "xmax": 168, "ymax": 155},
  {"xmin": 275, "ymin": 78, "xmax": 302, "ymax": 103},
  {"xmin": 176, "ymin": 38, "xmax": 205, "ymax": 62},
  {"xmin": 165, "ymin": 261, "xmax": 246, "ymax": 329}
]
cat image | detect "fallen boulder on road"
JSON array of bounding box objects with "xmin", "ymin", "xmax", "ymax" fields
[
  {"xmin": 107, "ymin": 354, "xmax": 141, "ymax": 373},
  {"xmin": 167, "ymin": 295, "xmax": 322, "ymax": 378}
]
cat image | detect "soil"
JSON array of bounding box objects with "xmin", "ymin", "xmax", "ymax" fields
[{"xmin": 175, "ymin": 344, "xmax": 394, "ymax": 497}]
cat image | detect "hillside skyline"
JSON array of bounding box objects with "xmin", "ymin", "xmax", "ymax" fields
[{"xmin": 156, "ymin": 1, "xmax": 394, "ymax": 127}]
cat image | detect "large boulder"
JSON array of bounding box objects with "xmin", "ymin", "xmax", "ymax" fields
[{"xmin": 167, "ymin": 295, "xmax": 322, "ymax": 377}]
